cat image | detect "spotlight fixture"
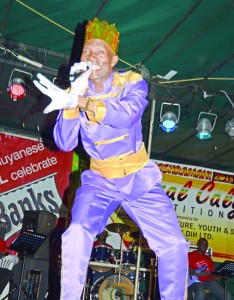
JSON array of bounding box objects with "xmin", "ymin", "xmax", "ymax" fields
[
  {"xmin": 7, "ymin": 68, "xmax": 32, "ymax": 101},
  {"xmin": 225, "ymin": 118, "xmax": 234, "ymax": 138},
  {"xmin": 160, "ymin": 102, "xmax": 180, "ymax": 132},
  {"xmin": 196, "ymin": 112, "xmax": 217, "ymax": 140},
  {"xmin": 7, "ymin": 78, "xmax": 26, "ymax": 101}
]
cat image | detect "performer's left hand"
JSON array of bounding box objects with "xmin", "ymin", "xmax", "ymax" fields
[{"xmin": 69, "ymin": 61, "xmax": 92, "ymax": 95}]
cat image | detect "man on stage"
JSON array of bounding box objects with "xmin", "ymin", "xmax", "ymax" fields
[{"xmin": 34, "ymin": 17, "xmax": 188, "ymax": 300}]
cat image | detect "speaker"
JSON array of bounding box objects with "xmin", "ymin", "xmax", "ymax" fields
[
  {"xmin": 12, "ymin": 257, "xmax": 49, "ymax": 300},
  {"xmin": 22, "ymin": 211, "xmax": 57, "ymax": 260},
  {"xmin": 22, "ymin": 210, "xmax": 56, "ymax": 235}
]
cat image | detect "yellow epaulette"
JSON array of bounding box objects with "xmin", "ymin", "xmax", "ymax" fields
[{"xmin": 113, "ymin": 70, "xmax": 143, "ymax": 88}]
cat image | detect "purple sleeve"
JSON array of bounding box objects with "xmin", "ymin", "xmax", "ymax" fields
[
  {"xmin": 99, "ymin": 78, "xmax": 148, "ymax": 129},
  {"xmin": 53, "ymin": 109, "xmax": 81, "ymax": 151}
]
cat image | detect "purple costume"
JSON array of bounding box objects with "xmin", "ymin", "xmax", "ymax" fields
[{"xmin": 54, "ymin": 70, "xmax": 188, "ymax": 300}]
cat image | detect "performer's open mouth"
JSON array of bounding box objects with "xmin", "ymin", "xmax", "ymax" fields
[{"xmin": 92, "ymin": 65, "xmax": 101, "ymax": 70}]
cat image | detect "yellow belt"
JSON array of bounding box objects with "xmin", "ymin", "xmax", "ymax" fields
[{"xmin": 90, "ymin": 144, "xmax": 149, "ymax": 179}]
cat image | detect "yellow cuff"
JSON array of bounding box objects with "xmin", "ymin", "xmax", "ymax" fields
[{"xmin": 63, "ymin": 108, "xmax": 80, "ymax": 119}]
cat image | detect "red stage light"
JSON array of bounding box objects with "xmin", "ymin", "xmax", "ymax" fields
[{"xmin": 7, "ymin": 78, "xmax": 26, "ymax": 101}]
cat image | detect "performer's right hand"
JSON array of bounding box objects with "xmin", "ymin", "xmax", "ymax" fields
[{"xmin": 33, "ymin": 73, "xmax": 78, "ymax": 114}]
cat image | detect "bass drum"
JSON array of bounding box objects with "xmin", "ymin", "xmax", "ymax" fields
[{"xmin": 89, "ymin": 274, "xmax": 134, "ymax": 300}]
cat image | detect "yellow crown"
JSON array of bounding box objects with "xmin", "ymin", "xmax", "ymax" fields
[{"xmin": 85, "ymin": 17, "xmax": 120, "ymax": 54}]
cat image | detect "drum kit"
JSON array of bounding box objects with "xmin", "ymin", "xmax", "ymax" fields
[{"xmin": 85, "ymin": 223, "xmax": 157, "ymax": 300}]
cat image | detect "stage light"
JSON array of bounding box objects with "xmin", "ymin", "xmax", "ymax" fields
[
  {"xmin": 196, "ymin": 112, "xmax": 217, "ymax": 140},
  {"xmin": 7, "ymin": 78, "xmax": 26, "ymax": 101},
  {"xmin": 225, "ymin": 118, "xmax": 234, "ymax": 138},
  {"xmin": 7, "ymin": 68, "xmax": 32, "ymax": 101},
  {"xmin": 218, "ymin": 91, "xmax": 234, "ymax": 138},
  {"xmin": 160, "ymin": 102, "xmax": 180, "ymax": 132},
  {"xmin": 196, "ymin": 118, "xmax": 212, "ymax": 139},
  {"xmin": 161, "ymin": 112, "xmax": 178, "ymax": 132}
]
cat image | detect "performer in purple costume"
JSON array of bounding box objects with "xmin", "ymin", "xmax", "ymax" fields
[{"xmin": 34, "ymin": 18, "xmax": 188, "ymax": 300}]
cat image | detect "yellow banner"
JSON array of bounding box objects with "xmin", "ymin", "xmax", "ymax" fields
[{"xmin": 156, "ymin": 160, "xmax": 234, "ymax": 262}]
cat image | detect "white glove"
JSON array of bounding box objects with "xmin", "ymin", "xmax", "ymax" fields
[
  {"xmin": 69, "ymin": 61, "xmax": 92, "ymax": 95},
  {"xmin": 33, "ymin": 73, "xmax": 78, "ymax": 114}
]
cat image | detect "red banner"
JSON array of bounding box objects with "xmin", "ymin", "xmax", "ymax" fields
[{"xmin": 0, "ymin": 133, "xmax": 73, "ymax": 244}]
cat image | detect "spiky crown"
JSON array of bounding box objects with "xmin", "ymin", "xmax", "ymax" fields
[{"xmin": 85, "ymin": 17, "xmax": 120, "ymax": 54}]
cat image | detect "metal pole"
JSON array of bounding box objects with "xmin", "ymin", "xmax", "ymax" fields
[
  {"xmin": 147, "ymin": 257, "xmax": 155, "ymax": 300},
  {"xmin": 153, "ymin": 256, "xmax": 158, "ymax": 299},
  {"xmin": 147, "ymin": 76, "xmax": 157, "ymax": 156},
  {"xmin": 134, "ymin": 233, "xmax": 142, "ymax": 300},
  {"xmin": 16, "ymin": 255, "xmax": 26, "ymax": 300},
  {"xmin": 118, "ymin": 233, "xmax": 124, "ymax": 285}
]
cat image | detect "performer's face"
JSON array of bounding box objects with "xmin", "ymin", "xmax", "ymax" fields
[{"xmin": 81, "ymin": 39, "xmax": 118, "ymax": 82}]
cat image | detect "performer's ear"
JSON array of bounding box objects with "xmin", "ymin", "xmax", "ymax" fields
[{"xmin": 111, "ymin": 55, "xmax": 118, "ymax": 67}]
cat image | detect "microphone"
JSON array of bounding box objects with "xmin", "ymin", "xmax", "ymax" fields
[{"xmin": 69, "ymin": 62, "xmax": 92, "ymax": 82}]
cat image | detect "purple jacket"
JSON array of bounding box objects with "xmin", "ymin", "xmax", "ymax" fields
[{"xmin": 53, "ymin": 70, "xmax": 162, "ymax": 200}]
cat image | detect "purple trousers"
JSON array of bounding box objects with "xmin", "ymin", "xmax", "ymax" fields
[{"xmin": 60, "ymin": 179, "xmax": 188, "ymax": 300}]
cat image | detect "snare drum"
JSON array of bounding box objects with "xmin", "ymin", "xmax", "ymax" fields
[
  {"xmin": 116, "ymin": 250, "xmax": 136, "ymax": 274},
  {"xmin": 90, "ymin": 245, "xmax": 113, "ymax": 272}
]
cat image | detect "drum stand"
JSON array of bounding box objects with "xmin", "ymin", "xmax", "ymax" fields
[
  {"xmin": 149, "ymin": 256, "xmax": 158, "ymax": 300},
  {"xmin": 106, "ymin": 223, "xmax": 135, "ymax": 299},
  {"xmin": 147, "ymin": 258, "xmax": 154, "ymax": 300},
  {"xmin": 133, "ymin": 232, "xmax": 142, "ymax": 300},
  {"xmin": 116, "ymin": 232, "xmax": 133, "ymax": 297},
  {"xmin": 130, "ymin": 230, "xmax": 158, "ymax": 300},
  {"xmin": 117, "ymin": 232, "xmax": 124, "ymax": 284},
  {"xmin": 82, "ymin": 271, "xmax": 89, "ymax": 300}
]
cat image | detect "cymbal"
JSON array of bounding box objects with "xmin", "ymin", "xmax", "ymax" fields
[{"xmin": 106, "ymin": 223, "xmax": 130, "ymax": 233}]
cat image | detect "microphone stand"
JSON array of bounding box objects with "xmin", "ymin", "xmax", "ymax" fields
[
  {"xmin": 8, "ymin": 230, "xmax": 47, "ymax": 300},
  {"xmin": 17, "ymin": 253, "xmax": 27, "ymax": 300}
]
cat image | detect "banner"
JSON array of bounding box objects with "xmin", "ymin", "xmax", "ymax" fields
[
  {"xmin": 0, "ymin": 133, "xmax": 73, "ymax": 246},
  {"xmin": 95, "ymin": 160, "xmax": 234, "ymax": 262},
  {"xmin": 156, "ymin": 160, "xmax": 234, "ymax": 262}
]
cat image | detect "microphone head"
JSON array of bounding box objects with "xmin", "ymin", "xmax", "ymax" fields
[
  {"xmin": 69, "ymin": 61, "xmax": 92, "ymax": 82},
  {"xmin": 86, "ymin": 61, "xmax": 92, "ymax": 70}
]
